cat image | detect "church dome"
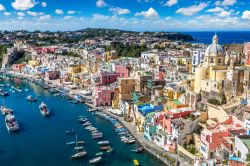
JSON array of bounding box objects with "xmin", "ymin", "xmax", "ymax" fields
[{"xmin": 205, "ymin": 34, "xmax": 223, "ymax": 57}]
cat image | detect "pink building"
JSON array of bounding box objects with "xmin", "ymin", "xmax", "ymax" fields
[
  {"xmin": 112, "ymin": 63, "xmax": 131, "ymax": 78},
  {"xmin": 200, "ymin": 116, "xmax": 245, "ymax": 159},
  {"xmin": 94, "ymin": 86, "xmax": 115, "ymax": 106},
  {"xmin": 36, "ymin": 47, "xmax": 57, "ymax": 54},
  {"xmin": 96, "ymin": 71, "xmax": 120, "ymax": 86}
]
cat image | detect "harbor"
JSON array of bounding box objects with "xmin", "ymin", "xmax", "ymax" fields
[{"xmin": 0, "ymin": 73, "xmax": 165, "ymax": 166}]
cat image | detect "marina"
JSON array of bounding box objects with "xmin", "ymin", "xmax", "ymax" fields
[{"xmin": 0, "ymin": 74, "xmax": 164, "ymax": 166}]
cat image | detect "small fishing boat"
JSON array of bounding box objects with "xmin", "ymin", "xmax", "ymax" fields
[
  {"xmin": 66, "ymin": 141, "xmax": 75, "ymax": 145},
  {"xmin": 65, "ymin": 129, "xmax": 74, "ymax": 134},
  {"xmin": 74, "ymin": 146, "xmax": 84, "ymax": 150},
  {"xmin": 89, "ymin": 156, "xmax": 101, "ymax": 164},
  {"xmin": 71, "ymin": 151, "xmax": 87, "ymax": 159},
  {"xmin": 95, "ymin": 152, "xmax": 103, "ymax": 156},
  {"xmin": 1, "ymin": 106, "xmax": 13, "ymax": 115},
  {"xmin": 97, "ymin": 141, "xmax": 110, "ymax": 145},
  {"xmin": 77, "ymin": 141, "xmax": 85, "ymax": 144},
  {"xmin": 39, "ymin": 102, "xmax": 50, "ymax": 116},
  {"xmin": 27, "ymin": 95, "xmax": 37, "ymax": 102},
  {"xmin": 131, "ymin": 147, "xmax": 143, "ymax": 153},
  {"xmin": 5, "ymin": 114, "xmax": 19, "ymax": 132},
  {"xmin": 78, "ymin": 117, "xmax": 88, "ymax": 123},
  {"xmin": 100, "ymin": 146, "xmax": 110, "ymax": 150},
  {"xmin": 133, "ymin": 159, "xmax": 140, "ymax": 166},
  {"xmin": 82, "ymin": 121, "xmax": 91, "ymax": 126},
  {"xmin": 0, "ymin": 89, "xmax": 9, "ymax": 96}
]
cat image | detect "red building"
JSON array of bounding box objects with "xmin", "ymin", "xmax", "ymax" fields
[
  {"xmin": 12, "ymin": 64, "xmax": 26, "ymax": 72},
  {"xmin": 96, "ymin": 71, "xmax": 120, "ymax": 86}
]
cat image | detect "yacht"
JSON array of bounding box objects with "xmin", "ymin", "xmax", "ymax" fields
[
  {"xmin": 5, "ymin": 114, "xmax": 19, "ymax": 132},
  {"xmin": 39, "ymin": 102, "xmax": 50, "ymax": 116}
]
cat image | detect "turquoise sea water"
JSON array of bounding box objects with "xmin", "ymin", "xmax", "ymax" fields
[{"xmin": 0, "ymin": 76, "xmax": 164, "ymax": 166}]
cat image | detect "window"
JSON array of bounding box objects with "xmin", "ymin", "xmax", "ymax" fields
[
  {"xmin": 214, "ymin": 84, "xmax": 216, "ymax": 88},
  {"xmin": 218, "ymin": 59, "xmax": 221, "ymax": 64},
  {"xmin": 210, "ymin": 58, "xmax": 214, "ymax": 63}
]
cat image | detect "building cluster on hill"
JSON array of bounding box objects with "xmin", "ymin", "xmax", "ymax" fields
[{"xmin": 2, "ymin": 33, "xmax": 250, "ymax": 166}]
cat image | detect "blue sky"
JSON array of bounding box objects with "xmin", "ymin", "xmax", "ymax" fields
[{"xmin": 0, "ymin": 0, "xmax": 250, "ymax": 31}]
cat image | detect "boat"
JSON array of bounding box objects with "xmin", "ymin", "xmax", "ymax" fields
[
  {"xmin": 78, "ymin": 117, "xmax": 88, "ymax": 123},
  {"xmin": 71, "ymin": 134, "xmax": 87, "ymax": 159},
  {"xmin": 27, "ymin": 95, "xmax": 37, "ymax": 102},
  {"xmin": 107, "ymin": 147, "xmax": 113, "ymax": 153},
  {"xmin": 74, "ymin": 146, "xmax": 84, "ymax": 150},
  {"xmin": 95, "ymin": 152, "xmax": 103, "ymax": 156},
  {"xmin": 66, "ymin": 141, "xmax": 75, "ymax": 145},
  {"xmin": 71, "ymin": 151, "xmax": 87, "ymax": 159},
  {"xmin": 97, "ymin": 141, "xmax": 110, "ymax": 145},
  {"xmin": 89, "ymin": 156, "xmax": 101, "ymax": 164},
  {"xmin": 133, "ymin": 159, "xmax": 140, "ymax": 166},
  {"xmin": 5, "ymin": 114, "xmax": 19, "ymax": 132},
  {"xmin": 100, "ymin": 146, "xmax": 110, "ymax": 150},
  {"xmin": 0, "ymin": 89, "xmax": 9, "ymax": 96},
  {"xmin": 1, "ymin": 106, "xmax": 13, "ymax": 115},
  {"xmin": 39, "ymin": 102, "xmax": 50, "ymax": 116},
  {"xmin": 77, "ymin": 141, "xmax": 85, "ymax": 144},
  {"xmin": 131, "ymin": 147, "xmax": 143, "ymax": 153},
  {"xmin": 65, "ymin": 129, "xmax": 74, "ymax": 134},
  {"xmin": 82, "ymin": 121, "xmax": 91, "ymax": 126}
]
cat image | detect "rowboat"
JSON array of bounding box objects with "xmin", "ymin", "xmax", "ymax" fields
[
  {"xmin": 66, "ymin": 141, "xmax": 75, "ymax": 145},
  {"xmin": 100, "ymin": 146, "xmax": 110, "ymax": 150},
  {"xmin": 95, "ymin": 152, "xmax": 103, "ymax": 156},
  {"xmin": 133, "ymin": 159, "xmax": 140, "ymax": 166},
  {"xmin": 97, "ymin": 141, "xmax": 110, "ymax": 145},
  {"xmin": 89, "ymin": 156, "xmax": 101, "ymax": 164}
]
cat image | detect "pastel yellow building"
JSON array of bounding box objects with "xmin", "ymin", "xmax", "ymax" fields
[
  {"xmin": 105, "ymin": 50, "xmax": 118, "ymax": 62},
  {"xmin": 28, "ymin": 60, "xmax": 40, "ymax": 67},
  {"xmin": 68, "ymin": 64, "xmax": 81, "ymax": 74}
]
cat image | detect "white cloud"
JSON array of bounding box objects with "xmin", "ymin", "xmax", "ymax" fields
[
  {"xmin": 55, "ymin": 9, "xmax": 64, "ymax": 15},
  {"xmin": 41, "ymin": 2, "xmax": 47, "ymax": 7},
  {"xmin": 164, "ymin": 0, "xmax": 178, "ymax": 7},
  {"xmin": 135, "ymin": 7, "xmax": 159, "ymax": 19},
  {"xmin": 242, "ymin": 10, "xmax": 250, "ymax": 20},
  {"xmin": 27, "ymin": 11, "xmax": 38, "ymax": 16},
  {"xmin": 64, "ymin": 16, "xmax": 73, "ymax": 19},
  {"xmin": 207, "ymin": 7, "xmax": 232, "ymax": 17},
  {"xmin": 96, "ymin": 0, "xmax": 107, "ymax": 8},
  {"xmin": 215, "ymin": 0, "xmax": 236, "ymax": 6},
  {"xmin": 207, "ymin": 7, "xmax": 224, "ymax": 13},
  {"xmin": 39, "ymin": 14, "xmax": 51, "ymax": 21},
  {"xmin": 68, "ymin": 10, "xmax": 76, "ymax": 14},
  {"xmin": 3, "ymin": 12, "xmax": 11, "ymax": 16},
  {"xmin": 12, "ymin": 0, "xmax": 36, "ymax": 10},
  {"xmin": 0, "ymin": 4, "xmax": 5, "ymax": 11},
  {"xmin": 217, "ymin": 10, "xmax": 231, "ymax": 17},
  {"xmin": 176, "ymin": 2, "xmax": 208, "ymax": 16},
  {"xmin": 17, "ymin": 12, "xmax": 25, "ymax": 17},
  {"xmin": 93, "ymin": 13, "xmax": 109, "ymax": 20},
  {"xmin": 109, "ymin": 7, "xmax": 130, "ymax": 15}
]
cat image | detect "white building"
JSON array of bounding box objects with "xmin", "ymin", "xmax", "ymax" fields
[{"xmin": 191, "ymin": 49, "xmax": 205, "ymax": 73}]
